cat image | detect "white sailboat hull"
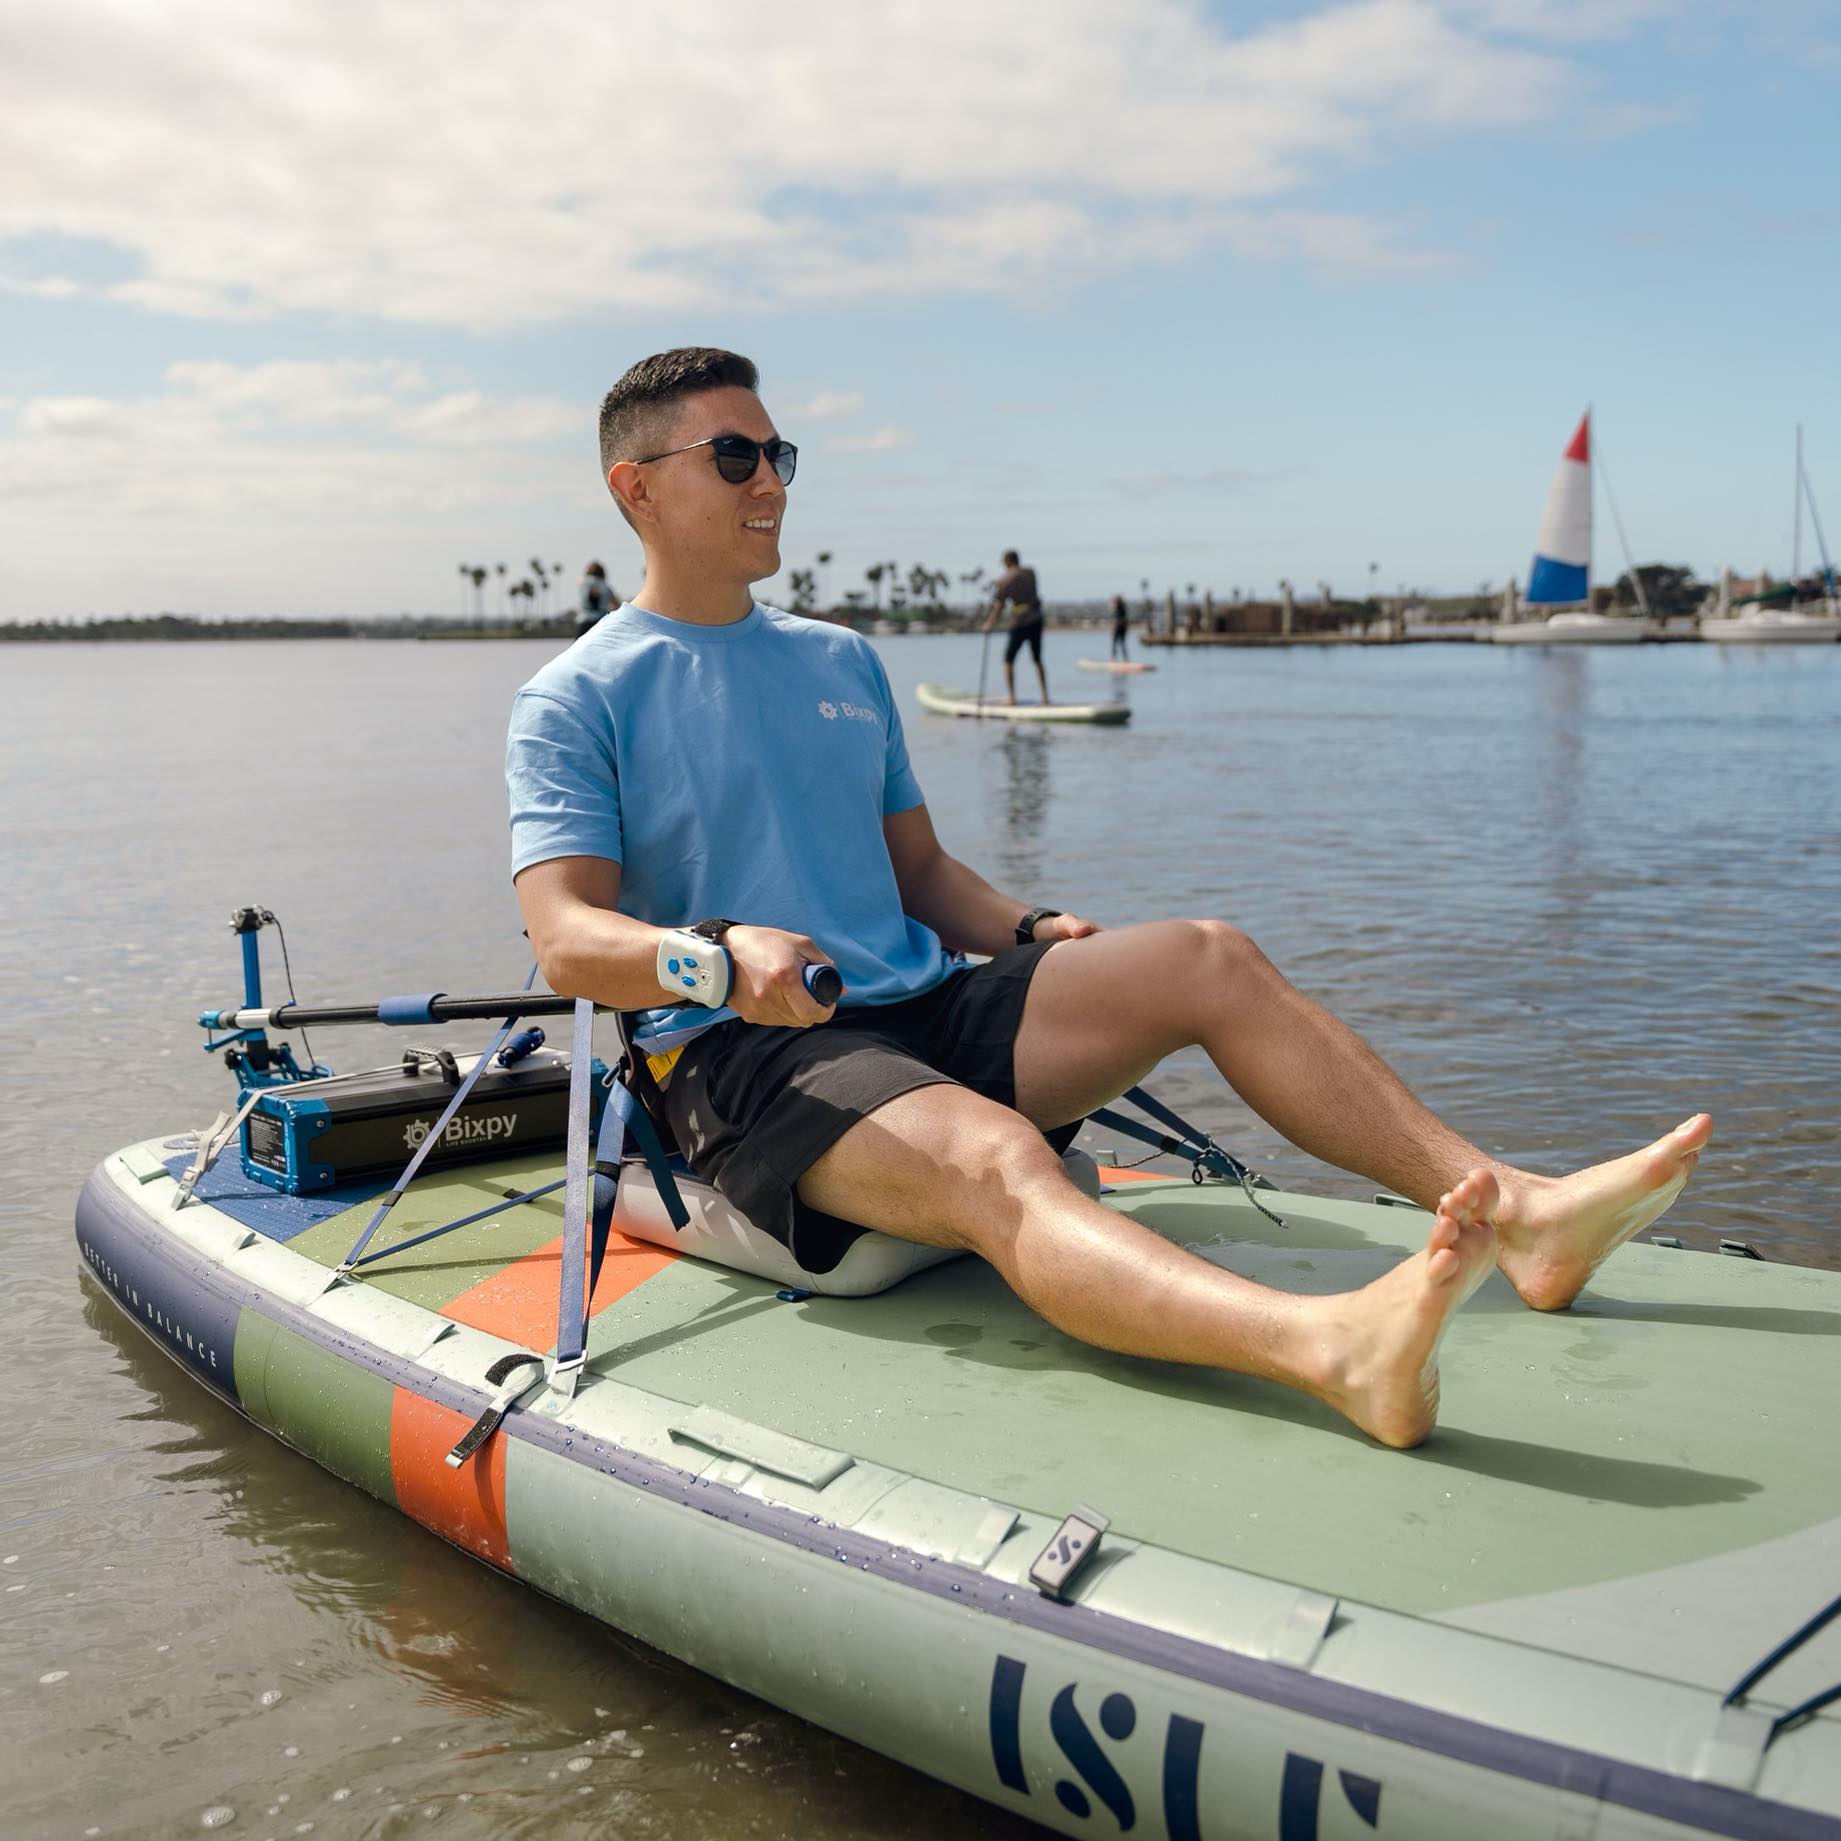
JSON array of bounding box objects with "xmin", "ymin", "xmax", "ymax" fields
[
  {"xmin": 1698, "ymin": 606, "xmax": 1841, "ymax": 643},
  {"xmin": 1489, "ymin": 612, "xmax": 1652, "ymax": 645}
]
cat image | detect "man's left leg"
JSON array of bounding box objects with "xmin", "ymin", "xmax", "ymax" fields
[{"xmin": 1012, "ymin": 922, "xmax": 1711, "ymax": 1311}]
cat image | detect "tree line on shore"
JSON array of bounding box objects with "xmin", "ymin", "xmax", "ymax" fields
[{"xmin": 0, "ymin": 558, "xmax": 1719, "ymax": 642}]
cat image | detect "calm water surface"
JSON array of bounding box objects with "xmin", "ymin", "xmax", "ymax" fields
[{"xmin": 2, "ymin": 632, "xmax": 1837, "ymax": 1838}]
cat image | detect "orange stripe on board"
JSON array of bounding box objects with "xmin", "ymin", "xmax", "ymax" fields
[
  {"xmin": 1099, "ymin": 1165, "xmax": 1166, "ymax": 1184},
  {"xmin": 438, "ymin": 1225, "xmax": 678, "ymax": 1348},
  {"xmin": 390, "ymin": 1390, "xmax": 511, "ymax": 1570}
]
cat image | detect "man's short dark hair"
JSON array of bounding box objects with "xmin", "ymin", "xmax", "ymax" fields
[
  {"xmin": 597, "ymin": 348, "xmax": 760, "ymax": 503},
  {"xmin": 1002, "ymin": 549, "xmax": 1020, "ymax": 567}
]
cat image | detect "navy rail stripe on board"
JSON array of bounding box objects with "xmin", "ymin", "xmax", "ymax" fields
[{"xmin": 75, "ymin": 1164, "xmax": 1840, "ymax": 1841}]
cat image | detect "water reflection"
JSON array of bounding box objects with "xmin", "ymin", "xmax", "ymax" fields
[
  {"xmin": 989, "ymin": 725, "xmax": 1052, "ymax": 887},
  {"xmin": 70, "ymin": 1279, "xmax": 1037, "ymax": 1840},
  {"xmin": 1532, "ymin": 650, "xmax": 1589, "ymax": 948},
  {"xmin": 13, "ymin": 634, "xmax": 1841, "ymax": 1840}
]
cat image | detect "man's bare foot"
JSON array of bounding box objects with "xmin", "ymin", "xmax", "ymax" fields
[
  {"xmin": 1299, "ymin": 1209, "xmax": 1495, "ymax": 1448},
  {"xmin": 1492, "ymin": 1115, "xmax": 1712, "ymax": 1311}
]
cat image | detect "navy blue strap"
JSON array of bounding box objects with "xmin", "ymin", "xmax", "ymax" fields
[
  {"xmin": 586, "ymin": 1073, "xmax": 630, "ymax": 1304},
  {"xmin": 626, "ymin": 1100, "xmax": 689, "ymax": 1227},
  {"xmin": 583, "ymin": 1059, "xmax": 692, "ymax": 1303},
  {"xmin": 1090, "ymin": 1106, "xmax": 1189, "ymax": 1159},
  {"xmin": 555, "ymin": 999, "xmax": 595, "ymax": 1379},
  {"xmin": 1094, "ymin": 1087, "xmax": 1285, "ymax": 1227},
  {"xmin": 348, "ymin": 1177, "xmax": 565, "ymax": 1271},
  {"xmin": 334, "ymin": 1006, "xmax": 524, "ymax": 1277}
]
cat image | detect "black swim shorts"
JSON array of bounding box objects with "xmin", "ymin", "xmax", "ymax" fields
[
  {"xmin": 658, "ymin": 942, "xmax": 1074, "ymax": 1273},
  {"xmin": 1003, "ymin": 617, "xmax": 1044, "ymax": 667}
]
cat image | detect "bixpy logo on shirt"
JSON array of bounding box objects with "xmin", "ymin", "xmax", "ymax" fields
[{"xmin": 817, "ymin": 699, "xmax": 878, "ymax": 723}]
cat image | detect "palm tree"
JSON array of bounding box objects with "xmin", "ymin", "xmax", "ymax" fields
[
  {"xmin": 865, "ymin": 563, "xmax": 886, "ymax": 609},
  {"xmin": 470, "ymin": 567, "xmax": 488, "ymax": 617},
  {"xmin": 816, "ymin": 551, "xmax": 833, "ymax": 608},
  {"xmin": 495, "ymin": 562, "xmax": 507, "ymax": 619},
  {"xmin": 456, "ymin": 562, "xmax": 469, "ymax": 618}
]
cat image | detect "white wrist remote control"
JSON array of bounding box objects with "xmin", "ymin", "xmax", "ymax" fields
[{"xmin": 656, "ymin": 929, "xmax": 733, "ymax": 1007}]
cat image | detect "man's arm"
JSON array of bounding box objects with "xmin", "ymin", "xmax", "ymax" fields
[
  {"xmin": 516, "ymin": 856, "xmax": 836, "ymax": 1027},
  {"xmin": 882, "ymin": 805, "xmax": 1098, "ymax": 955}
]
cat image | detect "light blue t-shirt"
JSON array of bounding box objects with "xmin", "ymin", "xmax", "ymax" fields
[{"xmin": 505, "ymin": 602, "xmax": 955, "ymax": 1032}]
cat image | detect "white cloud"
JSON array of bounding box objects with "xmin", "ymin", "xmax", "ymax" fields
[
  {"xmin": 828, "ymin": 428, "xmax": 911, "ymax": 453},
  {"xmin": 0, "ymin": 356, "xmax": 604, "ymax": 616},
  {"xmin": 0, "ymin": 0, "xmax": 1639, "ymax": 328},
  {"xmin": 0, "ymin": 359, "xmax": 585, "ymax": 519},
  {"xmin": 780, "ymin": 390, "xmax": 865, "ymax": 421}
]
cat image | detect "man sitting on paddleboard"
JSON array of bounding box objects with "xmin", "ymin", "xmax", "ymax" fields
[
  {"xmin": 507, "ymin": 346, "xmax": 1712, "ymax": 1450},
  {"xmin": 983, "ymin": 548, "xmax": 1050, "ymax": 706}
]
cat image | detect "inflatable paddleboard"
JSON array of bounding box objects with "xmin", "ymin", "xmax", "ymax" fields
[
  {"xmin": 1076, "ymin": 659, "xmax": 1156, "ymax": 674},
  {"xmin": 917, "ymin": 685, "xmax": 1130, "ymax": 724},
  {"xmin": 77, "ymin": 1134, "xmax": 1841, "ymax": 1840}
]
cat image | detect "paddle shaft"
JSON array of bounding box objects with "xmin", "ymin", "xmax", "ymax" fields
[
  {"xmin": 209, "ymin": 994, "xmax": 577, "ymax": 1030},
  {"xmin": 210, "ymin": 961, "xmax": 842, "ymax": 1031}
]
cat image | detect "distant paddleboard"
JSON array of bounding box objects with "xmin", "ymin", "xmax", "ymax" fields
[
  {"xmin": 1076, "ymin": 658, "xmax": 1155, "ymax": 674},
  {"xmin": 916, "ymin": 684, "xmax": 1130, "ymax": 724}
]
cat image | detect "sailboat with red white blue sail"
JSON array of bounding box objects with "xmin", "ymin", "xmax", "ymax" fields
[{"xmin": 1492, "ymin": 411, "xmax": 1654, "ymax": 643}]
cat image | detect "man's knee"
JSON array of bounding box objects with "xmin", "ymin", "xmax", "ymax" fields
[
  {"xmin": 938, "ymin": 1113, "xmax": 1078, "ymax": 1251},
  {"xmin": 1183, "ymin": 917, "xmax": 1273, "ymax": 993}
]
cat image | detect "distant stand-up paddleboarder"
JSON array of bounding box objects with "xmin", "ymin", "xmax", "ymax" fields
[
  {"xmin": 1109, "ymin": 593, "xmax": 1131, "ymax": 661},
  {"xmin": 983, "ymin": 549, "xmax": 1049, "ymax": 706}
]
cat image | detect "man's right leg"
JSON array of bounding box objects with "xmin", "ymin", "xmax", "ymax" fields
[{"xmin": 796, "ymin": 1081, "xmax": 1494, "ymax": 1448}]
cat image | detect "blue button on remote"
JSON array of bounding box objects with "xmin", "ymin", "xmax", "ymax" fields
[
  {"xmin": 681, "ymin": 975, "xmax": 696, "ymax": 988},
  {"xmin": 684, "ymin": 954, "xmax": 698, "ymax": 969},
  {"xmin": 666, "ymin": 957, "xmax": 680, "ymax": 974}
]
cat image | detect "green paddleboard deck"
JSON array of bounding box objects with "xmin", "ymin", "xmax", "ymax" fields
[{"xmin": 78, "ymin": 1146, "xmax": 1841, "ymax": 1840}]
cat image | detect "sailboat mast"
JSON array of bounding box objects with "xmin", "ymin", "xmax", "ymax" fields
[
  {"xmin": 1793, "ymin": 423, "xmax": 1803, "ymax": 583},
  {"xmin": 1598, "ymin": 426, "xmax": 1651, "ymax": 618},
  {"xmin": 1801, "ymin": 438, "xmax": 1836, "ymax": 595}
]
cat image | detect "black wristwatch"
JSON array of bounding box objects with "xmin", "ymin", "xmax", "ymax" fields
[
  {"xmin": 1015, "ymin": 907, "xmax": 1062, "ymax": 946},
  {"xmin": 689, "ymin": 917, "xmax": 737, "ymax": 943}
]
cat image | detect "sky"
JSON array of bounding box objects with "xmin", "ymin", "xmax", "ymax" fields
[{"xmin": 2, "ymin": 0, "xmax": 1837, "ymax": 620}]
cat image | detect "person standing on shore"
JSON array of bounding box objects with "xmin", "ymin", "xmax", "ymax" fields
[
  {"xmin": 1108, "ymin": 593, "xmax": 1131, "ymax": 661},
  {"xmin": 983, "ymin": 548, "xmax": 1049, "ymax": 706},
  {"xmin": 577, "ymin": 561, "xmax": 619, "ymax": 634}
]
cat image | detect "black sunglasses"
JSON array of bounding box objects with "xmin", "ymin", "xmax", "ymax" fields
[{"xmin": 631, "ymin": 432, "xmax": 798, "ymax": 486}]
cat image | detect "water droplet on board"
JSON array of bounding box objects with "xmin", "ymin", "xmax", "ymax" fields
[
  {"xmin": 200, "ymin": 1808, "xmax": 236, "ymax": 1830},
  {"xmin": 283, "ymin": 1744, "xmax": 300, "ymax": 1758},
  {"xmin": 39, "ymin": 1670, "xmax": 69, "ymax": 1685},
  {"xmin": 567, "ymin": 1757, "xmax": 592, "ymax": 1774},
  {"xmin": 260, "ymin": 1688, "xmax": 284, "ymax": 1707}
]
